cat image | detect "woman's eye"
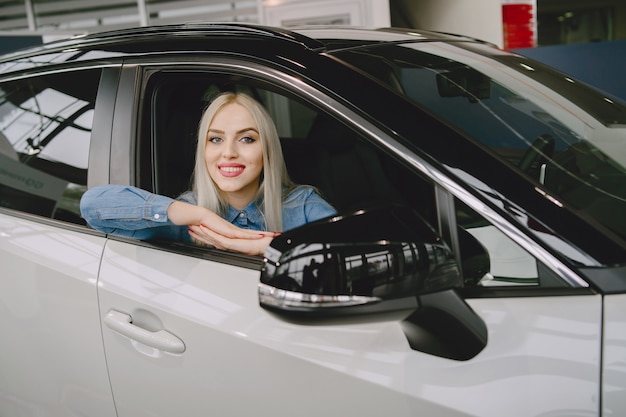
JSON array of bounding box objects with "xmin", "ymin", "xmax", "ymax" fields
[
  {"xmin": 240, "ymin": 136, "xmax": 256, "ymax": 143},
  {"xmin": 208, "ymin": 136, "xmax": 223, "ymax": 143}
]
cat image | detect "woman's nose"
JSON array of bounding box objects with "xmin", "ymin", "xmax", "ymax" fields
[{"xmin": 222, "ymin": 139, "xmax": 238, "ymax": 158}]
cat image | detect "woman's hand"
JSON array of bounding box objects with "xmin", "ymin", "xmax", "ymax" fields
[
  {"xmin": 167, "ymin": 201, "xmax": 278, "ymax": 255},
  {"xmin": 188, "ymin": 224, "xmax": 277, "ymax": 256},
  {"xmin": 167, "ymin": 200, "xmax": 260, "ymax": 237}
]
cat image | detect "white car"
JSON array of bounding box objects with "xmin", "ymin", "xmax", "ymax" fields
[{"xmin": 1, "ymin": 23, "xmax": 625, "ymax": 416}]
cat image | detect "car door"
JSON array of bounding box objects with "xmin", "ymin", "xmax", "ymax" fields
[
  {"xmin": 0, "ymin": 68, "xmax": 117, "ymax": 415},
  {"xmin": 96, "ymin": 63, "xmax": 430, "ymax": 416},
  {"xmin": 96, "ymin": 62, "xmax": 603, "ymax": 417}
]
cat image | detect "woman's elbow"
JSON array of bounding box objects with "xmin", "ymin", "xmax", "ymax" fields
[{"xmin": 80, "ymin": 185, "xmax": 108, "ymax": 225}]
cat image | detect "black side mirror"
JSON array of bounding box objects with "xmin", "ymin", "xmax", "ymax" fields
[{"xmin": 260, "ymin": 205, "xmax": 488, "ymax": 361}]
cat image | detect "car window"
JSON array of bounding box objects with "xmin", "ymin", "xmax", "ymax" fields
[
  {"xmin": 455, "ymin": 198, "xmax": 567, "ymax": 288},
  {"xmin": 143, "ymin": 70, "xmax": 437, "ymax": 237},
  {"xmin": 0, "ymin": 69, "xmax": 101, "ymax": 224}
]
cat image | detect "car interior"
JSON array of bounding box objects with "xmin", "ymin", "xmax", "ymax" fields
[{"xmin": 148, "ymin": 73, "xmax": 436, "ymax": 222}]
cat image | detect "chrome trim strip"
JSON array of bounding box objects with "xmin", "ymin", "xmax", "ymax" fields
[{"xmin": 258, "ymin": 283, "xmax": 380, "ymax": 309}]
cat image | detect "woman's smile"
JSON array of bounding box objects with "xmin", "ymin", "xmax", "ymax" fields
[{"xmin": 218, "ymin": 163, "xmax": 246, "ymax": 177}]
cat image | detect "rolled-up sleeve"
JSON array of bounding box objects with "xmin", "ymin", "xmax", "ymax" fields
[{"xmin": 80, "ymin": 185, "xmax": 187, "ymax": 241}]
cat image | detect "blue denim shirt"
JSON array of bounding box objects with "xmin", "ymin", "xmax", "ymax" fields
[{"xmin": 80, "ymin": 184, "xmax": 336, "ymax": 243}]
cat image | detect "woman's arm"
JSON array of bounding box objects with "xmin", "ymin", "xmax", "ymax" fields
[
  {"xmin": 80, "ymin": 184, "xmax": 184, "ymax": 240},
  {"xmin": 80, "ymin": 185, "xmax": 273, "ymax": 245}
]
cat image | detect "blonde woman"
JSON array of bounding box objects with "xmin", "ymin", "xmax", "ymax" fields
[{"xmin": 80, "ymin": 92, "xmax": 335, "ymax": 256}]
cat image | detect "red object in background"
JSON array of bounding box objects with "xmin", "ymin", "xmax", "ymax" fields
[{"xmin": 502, "ymin": 3, "xmax": 536, "ymax": 49}]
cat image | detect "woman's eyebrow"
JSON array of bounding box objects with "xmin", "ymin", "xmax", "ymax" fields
[
  {"xmin": 207, "ymin": 127, "xmax": 259, "ymax": 134},
  {"xmin": 237, "ymin": 127, "xmax": 259, "ymax": 135}
]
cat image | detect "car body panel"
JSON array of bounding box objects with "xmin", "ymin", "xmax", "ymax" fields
[
  {"xmin": 97, "ymin": 240, "xmax": 425, "ymax": 416},
  {"xmin": 96, "ymin": 239, "xmax": 602, "ymax": 416},
  {"xmin": 0, "ymin": 213, "xmax": 115, "ymax": 416}
]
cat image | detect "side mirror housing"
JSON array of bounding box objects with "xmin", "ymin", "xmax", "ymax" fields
[
  {"xmin": 259, "ymin": 205, "xmax": 488, "ymax": 361},
  {"xmin": 260, "ymin": 205, "xmax": 460, "ymax": 315}
]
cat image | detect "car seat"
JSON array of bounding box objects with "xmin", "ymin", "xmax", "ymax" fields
[{"xmin": 298, "ymin": 114, "xmax": 406, "ymax": 212}]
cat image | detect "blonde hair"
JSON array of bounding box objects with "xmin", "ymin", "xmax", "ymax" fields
[{"xmin": 193, "ymin": 92, "xmax": 294, "ymax": 231}]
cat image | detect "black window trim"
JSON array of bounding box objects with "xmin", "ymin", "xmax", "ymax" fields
[{"xmin": 88, "ymin": 66, "xmax": 119, "ymax": 188}]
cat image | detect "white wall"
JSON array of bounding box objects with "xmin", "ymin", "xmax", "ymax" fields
[
  {"xmin": 406, "ymin": 0, "xmax": 504, "ymax": 47},
  {"xmin": 261, "ymin": 0, "xmax": 390, "ymax": 28},
  {"xmin": 261, "ymin": 0, "xmax": 510, "ymax": 47}
]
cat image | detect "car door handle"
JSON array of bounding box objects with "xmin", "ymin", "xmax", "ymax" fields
[{"xmin": 104, "ymin": 310, "xmax": 186, "ymax": 354}]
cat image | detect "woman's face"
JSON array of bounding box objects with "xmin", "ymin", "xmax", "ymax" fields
[{"xmin": 205, "ymin": 102, "xmax": 264, "ymax": 209}]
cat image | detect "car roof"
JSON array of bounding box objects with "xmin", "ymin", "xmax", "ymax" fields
[
  {"xmin": 0, "ymin": 22, "xmax": 495, "ymax": 76},
  {"xmin": 295, "ymin": 26, "xmax": 497, "ymax": 48}
]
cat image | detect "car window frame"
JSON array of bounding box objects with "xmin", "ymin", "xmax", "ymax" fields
[{"xmin": 112, "ymin": 55, "xmax": 590, "ymax": 292}]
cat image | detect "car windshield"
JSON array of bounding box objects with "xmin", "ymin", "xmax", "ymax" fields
[{"xmin": 332, "ymin": 41, "xmax": 626, "ymax": 243}]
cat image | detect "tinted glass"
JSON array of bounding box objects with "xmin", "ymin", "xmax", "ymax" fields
[
  {"xmin": 333, "ymin": 44, "xmax": 626, "ymax": 243},
  {"xmin": 0, "ymin": 69, "xmax": 100, "ymax": 224}
]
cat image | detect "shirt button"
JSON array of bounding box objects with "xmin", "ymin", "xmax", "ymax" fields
[
  {"xmin": 239, "ymin": 212, "xmax": 245, "ymax": 218},
  {"xmin": 154, "ymin": 213, "xmax": 160, "ymax": 219}
]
